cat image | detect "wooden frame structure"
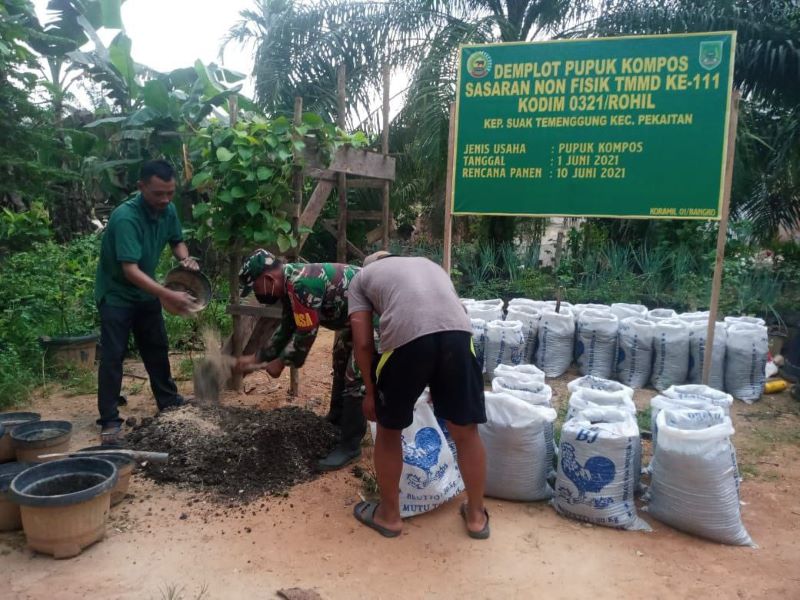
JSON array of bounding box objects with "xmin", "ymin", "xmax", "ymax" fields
[{"xmin": 226, "ymin": 65, "xmax": 395, "ymax": 395}]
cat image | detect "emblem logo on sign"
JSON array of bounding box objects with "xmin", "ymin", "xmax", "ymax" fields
[
  {"xmin": 698, "ymin": 41, "xmax": 723, "ymax": 71},
  {"xmin": 466, "ymin": 51, "xmax": 492, "ymax": 78}
]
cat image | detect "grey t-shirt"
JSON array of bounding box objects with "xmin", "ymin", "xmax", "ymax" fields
[{"xmin": 347, "ymin": 256, "xmax": 471, "ymax": 352}]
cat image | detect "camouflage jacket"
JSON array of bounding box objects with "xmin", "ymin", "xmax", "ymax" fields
[{"xmin": 257, "ymin": 263, "xmax": 359, "ymax": 368}]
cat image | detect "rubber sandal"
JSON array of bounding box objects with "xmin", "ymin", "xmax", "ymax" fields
[
  {"xmin": 100, "ymin": 424, "xmax": 123, "ymax": 446},
  {"xmin": 353, "ymin": 501, "xmax": 402, "ymax": 538},
  {"xmin": 460, "ymin": 502, "xmax": 490, "ymax": 540}
]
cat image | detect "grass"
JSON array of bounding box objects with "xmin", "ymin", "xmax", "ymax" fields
[
  {"xmin": 637, "ymin": 406, "xmax": 652, "ymax": 434},
  {"xmin": 157, "ymin": 583, "xmax": 209, "ymax": 600},
  {"xmin": 60, "ymin": 365, "xmax": 97, "ymax": 396},
  {"xmin": 175, "ymin": 357, "xmax": 196, "ymax": 382},
  {"xmin": 352, "ymin": 464, "xmax": 379, "ymax": 499}
]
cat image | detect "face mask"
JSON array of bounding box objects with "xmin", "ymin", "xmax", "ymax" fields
[{"xmin": 255, "ymin": 293, "xmax": 279, "ymax": 305}]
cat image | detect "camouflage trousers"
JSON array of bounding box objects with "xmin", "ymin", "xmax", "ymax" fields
[{"xmin": 329, "ymin": 328, "xmax": 367, "ymax": 450}]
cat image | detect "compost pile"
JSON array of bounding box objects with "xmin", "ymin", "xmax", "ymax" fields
[{"xmin": 126, "ymin": 404, "xmax": 338, "ymax": 501}]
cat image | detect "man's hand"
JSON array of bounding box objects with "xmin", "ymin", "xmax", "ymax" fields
[
  {"xmin": 180, "ymin": 256, "xmax": 200, "ymax": 271},
  {"xmin": 233, "ymin": 354, "xmax": 268, "ymax": 374},
  {"xmin": 160, "ymin": 289, "xmax": 198, "ymax": 315},
  {"xmin": 363, "ymin": 390, "xmax": 377, "ymax": 422},
  {"xmin": 265, "ymin": 358, "xmax": 285, "ymax": 378}
]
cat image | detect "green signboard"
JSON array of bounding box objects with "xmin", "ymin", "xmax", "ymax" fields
[{"xmin": 452, "ymin": 32, "xmax": 736, "ymax": 219}]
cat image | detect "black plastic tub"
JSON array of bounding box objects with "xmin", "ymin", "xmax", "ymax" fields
[
  {"xmin": 77, "ymin": 447, "xmax": 136, "ymax": 506},
  {"xmin": 0, "ymin": 462, "xmax": 33, "ymax": 531},
  {"xmin": 9, "ymin": 457, "xmax": 118, "ymax": 508},
  {"xmin": 0, "ymin": 412, "xmax": 42, "ymax": 463},
  {"xmin": 10, "ymin": 420, "xmax": 73, "ymax": 462}
]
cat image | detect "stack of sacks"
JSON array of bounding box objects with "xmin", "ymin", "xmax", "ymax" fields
[
  {"xmin": 614, "ymin": 317, "xmax": 655, "ymax": 388},
  {"xmin": 725, "ymin": 320, "xmax": 768, "ymax": 403},
  {"xmin": 484, "ymin": 319, "xmax": 525, "ymax": 379},
  {"xmin": 479, "ymin": 392, "xmax": 556, "ymax": 501},
  {"xmin": 611, "ymin": 303, "xmax": 648, "ymax": 320},
  {"xmin": 575, "ymin": 309, "xmax": 619, "ymax": 379},
  {"xmin": 492, "ymin": 371, "xmax": 555, "ymax": 474},
  {"xmin": 646, "ymin": 408, "xmax": 754, "ymax": 546},
  {"xmin": 506, "ymin": 304, "xmax": 541, "ymax": 364},
  {"xmin": 465, "ymin": 299, "xmax": 504, "ymax": 323},
  {"xmin": 535, "ymin": 308, "xmax": 576, "ymax": 377},
  {"xmin": 650, "ymin": 318, "xmax": 690, "ymax": 391},
  {"xmin": 686, "ymin": 320, "xmax": 726, "ymax": 390},
  {"xmin": 554, "ymin": 406, "xmax": 650, "ymax": 531},
  {"xmin": 647, "ymin": 308, "xmax": 678, "ymax": 322}
]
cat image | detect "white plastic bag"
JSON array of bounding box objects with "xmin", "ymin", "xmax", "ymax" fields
[
  {"xmin": 484, "ymin": 319, "xmax": 525, "ymax": 379},
  {"xmin": 646, "ymin": 409, "xmax": 754, "ymax": 546},
  {"xmin": 650, "ymin": 319, "xmax": 690, "ymax": 391},
  {"xmin": 573, "ymin": 303, "xmax": 611, "ymax": 319},
  {"xmin": 535, "ymin": 309, "xmax": 575, "ymax": 377},
  {"xmin": 725, "ymin": 322, "xmax": 768, "ymax": 403},
  {"xmin": 611, "ymin": 303, "xmax": 648, "ymax": 320},
  {"xmin": 679, "ymin": 311, "xmax": 710, "ymax": 323},
  {"xmin": 649, "ymin": 395, "xmax": 728, "ymax": 456},
  {"xmin": 687, "ymin": 320, "xmax": 726, "ymax": 390},
  {"xmin": 575, "ymin": 310, "xmax": 619, "ymax": 379},
  {"xmin": 663, "ymin": 385, "xmax": 734, "ymax": 413},
  {"xmin": 480, "ymin": 392, "xmax": 556, "ymax": 501},
  {"xmin": 507, "ymin": 298, "xmax": 539, "ymax": 309},
  {"xmin": 568, "ymin": 375, "xmax": 634, "ymax": 399},
  {"xmin": 470, "ymin": 318, "xmax": 487, "ymax": 372},
  {"xmin": 555, "ymin": 407, "xmax": 650, "ymax": 531},
  {"xmin": 615, "ymin": 317, "xmax": 655, "ymax": 388},
  {"xmin": 506, "ymin": 305, "xmax": 541, "ymax": 364},
  {"xmin": 370, "ymin": 392, "xmax": 465, "ymax": 518},
  {"xmin": 724, "ymin": 315, "xmax": 766, "ymax": 328}
]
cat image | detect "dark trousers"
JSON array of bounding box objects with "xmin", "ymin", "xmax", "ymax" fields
[
  {"xmin": 97, "ymin": 300, "xmax": 181, "ymax": 427},
  {"xmin": 329, "ymin": 329, "xmax": 367, "ymax": 451}
]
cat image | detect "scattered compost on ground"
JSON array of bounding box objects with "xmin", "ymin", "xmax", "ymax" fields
[{"xmin": 126, "ymin": 403, "xmax": 339, "ymax": 501}]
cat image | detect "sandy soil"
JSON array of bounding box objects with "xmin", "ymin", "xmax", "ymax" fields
[{"xmin": 2, "ymin": 328, "xmax": 799, "ymax": 600}]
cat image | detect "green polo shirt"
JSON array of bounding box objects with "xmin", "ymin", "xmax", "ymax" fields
[{"xmin": 95, "ymin": 193, "xmax": 183, "ymax": 307}]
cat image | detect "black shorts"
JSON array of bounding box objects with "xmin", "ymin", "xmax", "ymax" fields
[{"xmin": 375, "ymin": 331, "xmax": 486, "ymax": 429}]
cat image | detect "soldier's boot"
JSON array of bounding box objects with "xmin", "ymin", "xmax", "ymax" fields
[{"xmin": 317, "ymin": 396, "xmax": 365, "ymax": 471}]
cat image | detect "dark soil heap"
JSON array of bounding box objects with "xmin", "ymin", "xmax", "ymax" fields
[{"xmin": 126, "ymin": 404, "xmax": 339, "ymax": 501}]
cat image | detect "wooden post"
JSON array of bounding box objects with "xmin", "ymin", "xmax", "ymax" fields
[
  {"xmin": 703, "ymin": 90, "xmax": 740, "ymax": 385},
  {"xmin": 227, "ymin": 95, "xmax": 244, "ymax": 391},
  {"xmin": 443, "ymin": 102, "xmax": 456, "ymax": 273},
  {"xmin": 336, "ymin": 65, "xmax": 348, "ymax": 262},
  {"xmin": 381, "ymin": 63, "xmax": 391, "ymax": 251},
  {"xmin": 289, "ymin": 96, "xmax": 303, "ymax": 397}
]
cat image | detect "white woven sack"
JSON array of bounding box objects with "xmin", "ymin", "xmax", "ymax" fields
[
  {"xmin": 650, "ymin": 318, "xmax": 690, "ymax": 391},
  {"xmin": 648, "ymin": 308, "xmax": 677, "ymax": 322},
  {"xmin": 467, "ymin": 300, "xmax": 503, "ymax": 323},
  {"xmin": 479, "ymin": 392, "xmax": 556, "ymax": 501},
  {"xmin": 535, "ymin": 309, "xmax": 575, "ymax": 377},
  {"xmin": 506, "ymin": 305, "xmax": 541, "ymax": 364},
  {"xmin": 614, "ymin": 317, "xmax": 654, "ymax": 388},
  {"xmin": 484, "ymin": 319, "xmax": 525, "ymax": 379},
  {"xmin": 470, "ymin": 318, "xmax": 487, "ymax": 372},
  {"xmin": 687, "ymin": 320, "xmax": 726, "ymax": 390},
  {"xmin": 494, "ymin": 363, "xmax": 546, "ymax": 382},
  {"xmin": 646, "ymin": 409, "xmax": 754, "ymax": 546},
  {"xmin": 724, "ymin": 322, "xmax": 768, "ymax": 403},
  {"xmin": 649, "ymin": 395, "xmax": 728, "ymax": 456},
  {"xmin": 611, "ymin": 303, "xmax": 648, "ymax": 320},
  {"xmin": 555, "ymin": 407, "xmax": 650, "ymax": 531},
  {"xmin": 566, "ymin": 387, "xmax": 636, "ymax": 420},
  {"xmin": 507, "ymin": 298, "xmax": 539, "ymax": 309},
  {"xmin": 573, "ymin": 304, "xmax": 611, "ymax": 319},
  {"xmin": 575, "ymin": 309, "xmax": 619, "ymax": 378},
  {"xmin": 679, "ymin": 311, "xmax": 710, "ymax": 323},
  {"xmin": 724, "ymin": 315, "xmax": 766, "ymax": 328},
  {"xmin": 568, "ymin": 375, "xmax": 634, "ymax": 399}
]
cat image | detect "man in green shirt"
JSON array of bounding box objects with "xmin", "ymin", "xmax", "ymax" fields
[
  {"xmin": 235, "ymin": 249, "xmax": 368, "ymax": 470},
  {"xmin": 95, "ymin": 160, "xmax": 199, "ymax": 444}
]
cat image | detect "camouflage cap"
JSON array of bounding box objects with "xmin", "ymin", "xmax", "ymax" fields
[{"xmin": 239, "ymin": 249, "xmax": 279, "ymax": 296}]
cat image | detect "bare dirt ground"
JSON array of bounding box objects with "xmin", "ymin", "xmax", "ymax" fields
[{"xmin": 2, "ymin": 328, "xmax": 799, "ymax": 600}]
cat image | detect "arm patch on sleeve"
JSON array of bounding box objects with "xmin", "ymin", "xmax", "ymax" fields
[{"xmin": 288, "ymin": 283, "xmax": 319, "ymax": 332}]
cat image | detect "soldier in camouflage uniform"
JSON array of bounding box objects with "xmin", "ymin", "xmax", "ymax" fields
[{"xmin": 236, "ymin": 249, "xmax": 368, "ymax": 470}]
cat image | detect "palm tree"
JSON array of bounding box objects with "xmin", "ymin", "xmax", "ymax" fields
[
  {"xmin": 227, "ymin": 0, "xmax": 596, "ymax": 245},
  {"xmin": 587, "ymin": 0, "xmax": 800, "ymax": 240}
]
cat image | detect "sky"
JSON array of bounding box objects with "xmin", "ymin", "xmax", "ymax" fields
[{"xmin": 33, "ymin": 0, "xmax": 258, "ymax": 87}]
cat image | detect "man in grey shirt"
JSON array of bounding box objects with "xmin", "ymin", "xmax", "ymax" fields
[{"xmin": 347, "ymin": 252, "xmax": 489, "ymax": 539}]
